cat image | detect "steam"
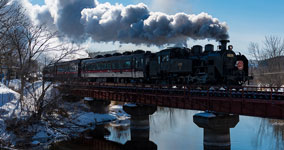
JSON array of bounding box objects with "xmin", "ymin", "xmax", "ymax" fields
[{"xmin": 22, "ymin": 0, "xmax": 229, "ymax": 46}]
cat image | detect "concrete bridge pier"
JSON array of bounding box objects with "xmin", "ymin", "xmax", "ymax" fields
[
  {"xmin": 193, "ymin": 112, "xmax": 239, "ymax": 150},
  {"xmin": 123, "ymin": 103, "xmax": 157, "ymax": 150},
  {"xmin": 85, "ymin": 97, "xmax": 110, "ymax": 114}
]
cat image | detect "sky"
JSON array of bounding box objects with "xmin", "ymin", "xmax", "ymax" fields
[{"xmin": 28, "ymin": 0, "xmax": 284, "ymax": 56}]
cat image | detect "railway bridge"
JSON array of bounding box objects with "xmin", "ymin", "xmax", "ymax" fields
[
  {"xmin": 58, "ymin": 82, "xmax": 284, "ymax": 149},
  {"xmin": 60, "ymin": 82, "xmax": 284, "ymax": 119}
]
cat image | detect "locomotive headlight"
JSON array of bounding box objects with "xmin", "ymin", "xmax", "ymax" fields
[
  {"xmin": 229, "ymin": 45, "xmax": 233, "ymax": 50},
  {"xmin": 236, "ymin": 61, "xmax": 244, "ymax": 70}
]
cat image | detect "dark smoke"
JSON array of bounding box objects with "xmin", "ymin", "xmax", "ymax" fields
[{"xmin": 22, "ymin": 0, "xmax": 229, "ymax": 46}]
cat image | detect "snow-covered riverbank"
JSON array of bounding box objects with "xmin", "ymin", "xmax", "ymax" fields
[{"xmin": 0, "ymin": 81, "xmax": 127, "ymax": 149}]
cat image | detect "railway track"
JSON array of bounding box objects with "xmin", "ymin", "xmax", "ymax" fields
[{"xmin": 59, "ymin": 82, "xmax": 284, "ymax": 101}]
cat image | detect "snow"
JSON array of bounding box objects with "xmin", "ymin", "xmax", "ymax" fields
[
  {"xmin": 124, "ymin": 103, "xmax": 137, "ymax": 107},
  {"xmin": 32, "ymin": 131, "xmax": 49, "ymax": 142},
  {"xmin": 272, "ymin": 121, "xmax": 284, "ymax": 126},
  {"xmin": 74, "ymin": 112, "xmax": 115, "ymax": 126},
  {"xmin": 84, "ymin": 97, "xmax": 94, "ymax": 101},
  {"xmin": 0, "ymin": 83, "xmax": 19, "ymax": 107},
  {"xmin": 8, "ymin": 79, "xmax": 21, "ymax": 91},
  {"xmin": 195, "ymin": 112, "xmax": 216, "ymax": 118},
  {"xmin": 0, "ymin": 80, "xmax": 119, "ymax": 149},
  {"xmin": 31, "ymin": 140, "xmax": 40, "ymax": 145}
]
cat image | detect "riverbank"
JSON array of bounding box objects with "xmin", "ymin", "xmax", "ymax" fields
[{"xmin": 0, "ymin": 81, "xmax": 129, "ymax": 149}]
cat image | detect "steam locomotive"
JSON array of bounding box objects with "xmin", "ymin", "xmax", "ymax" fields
[{"xmin": 43, "ymin": 40, "xmax": 249, "ymax": 85}]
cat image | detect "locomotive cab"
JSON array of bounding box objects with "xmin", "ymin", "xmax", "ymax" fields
[{"xmin": 149, "ymin": 47, "xmax": 192, "ymax": 83}]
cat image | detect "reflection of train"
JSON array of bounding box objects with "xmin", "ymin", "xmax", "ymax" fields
[{"xmin": 43, "ymin": 40, "xmax": 249, "ymax": 85}]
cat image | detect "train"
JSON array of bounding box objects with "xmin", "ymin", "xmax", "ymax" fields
[{"xmin": 43, "ymin": 40, "xmax": 249, "ymax": 86}]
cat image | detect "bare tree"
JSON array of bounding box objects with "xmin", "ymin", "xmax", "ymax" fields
[
  {"xmin": 0, "ymin": 0, "xmax": 24, "ymax": 84},
  {"xmin": 2, "ymin": 5, "xmax": 83, "ymax": 121},
  {"xmin": 263, "ymin": 36, "xmax": 284, "ymax": 59},
  {"xmin": 249, "ymin": 36, "xmax": 284, "ymax": 88}
]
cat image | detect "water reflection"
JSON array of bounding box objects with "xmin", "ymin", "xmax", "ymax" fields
[
  {"xmin": 51, "ymin": 106, "xmax": 284, "ymax": 150},
  {"xmin": 105, "ymin": 122, "xmax": 130, "ymax": 144},
  {"xmin": 50, "ymin": 125, "xmax": 123, "ymax": 150},
  {"xmin": 255, "ymin": 119, "xmax": 284, "ymax": 150}
]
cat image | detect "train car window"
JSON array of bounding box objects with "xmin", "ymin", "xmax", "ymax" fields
[
  {"xmin": 122, "ymin": 61, "xmax": 126, "ymax": 68},
  {"xmin": 87, "ymin": 63, "xmax": 90, "ymax": 71},
  {"xmin": 118, "ymin": 61, "xmax": 122, "ymax": 69},
  {"xmin": 86, "ymin": 64, "xmax": 90, "ymax": 71},
  {"xmin": 62, "ymin": 66, "xmax": 66, "ymax": 72},
  {"xmin": 133, "ymin": 58, "xmax": 136, "ymax": 68},
  {"xmin": 141, "ymin": 58, "xmax": 144, "ymax": 66},
  {"xmin": 112, "ymin": 63, "xmax": 116, "ymax": 69},
  {"xmin": 91, "ymin": 63, "xmax": 95, "ymax": 70},
  {"xmin": 124, "ymin": 61, "xmax": 131, "ymax": 68},
  {"xmin": 71, "ymin": 65, "xmax": 77, "ymax": 71},
  {"xmin": 85, "ymin": 64, "xmax": 90, "ymax": 71},
  {"xmin": 82, "ymin": 64, "xmax": 86, "ymax": 71},
  {"xmin": 67, "ymin": 66, "xmax": 70, "ymax": 72},
  {"xmin": 97, "ymin": 63, "xmax": 101, "ymax": 70},
  {"xmin": 115, "ymin": 62, "xmax": 120, "ymax": 69},
  {"xmin": 83, "ymin": 64, "xmax": 86, "ymax": 70},
  {"xmin": 69, "ymin": 65, "xmax": 72, "ymax": 71},
  {"xmin": 96, "ymin": 63, "xmax": 100, "ymax": 70},
  {"xmin": 102, "ymin": 63, "xmax": 106, "ymax": 70},
  {"xmin": 135, "ymin": 59, "xmax": 139, "ymax": 68},
  {"xmin": 162, "ymin": 55, "xmax": 169, "ymax": 62},
  {"xmin": 119, "ymin": 62, "xmax": 122, "ymax": 69},
  {"xmin": 99, "ymin": 63, "xmax": 102, "ymax": 70},
  {"xmin": 57, "ymin": 66, "xmax": 64, "ymax": 72},
  {"xmin": 107, "ymin": 63, "xmax": 111, "ymax": 69},
  {"xmin": 90, "ymin": 64, "xmax": 93, "ymax": 70},
  {"xmin": 90, "ymin": 63, "xmax": 94, "ymax": 70},
  {"xmin": 158, "ymin": 56, "xmax": 161, "ymax": 64}
]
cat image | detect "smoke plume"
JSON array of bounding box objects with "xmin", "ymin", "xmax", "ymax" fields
[{"xmin": 22, "ymin": 0, "xmax": 229, "ymax": 46}]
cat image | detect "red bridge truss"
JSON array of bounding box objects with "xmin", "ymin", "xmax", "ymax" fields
[{"xmin": 59, "ymin": 82, "xmax": 284, "ymax": 119}]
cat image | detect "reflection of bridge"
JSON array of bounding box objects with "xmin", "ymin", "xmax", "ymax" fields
[
  {"xmin": 52, "ymin": 106, "xmax": 158, "ymax": 150},
  {"xmin": 61, "ymin": 82, "xmax": 284, "ymax": 119}
]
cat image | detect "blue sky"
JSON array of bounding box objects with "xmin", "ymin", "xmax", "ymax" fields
[{"xmin": 30, "ymin": 0, "xmax": 284, "ymax": 55}]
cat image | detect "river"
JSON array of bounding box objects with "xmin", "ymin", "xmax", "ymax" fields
[{"xmin": 52, "ymin": 106, "xmax": 284, "ymax": 150}]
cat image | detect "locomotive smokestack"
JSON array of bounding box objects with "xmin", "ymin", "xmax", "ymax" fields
[{"xmin": 220, "ymin": 40, "xmax": 230, "ymax": 51}]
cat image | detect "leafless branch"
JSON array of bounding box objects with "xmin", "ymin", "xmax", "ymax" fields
[{"xmin": 249, "ymin": 35, "xmax": 284, "ymax": 88}]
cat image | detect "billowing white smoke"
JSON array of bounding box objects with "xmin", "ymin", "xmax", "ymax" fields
[{"xmin": 22, "ymin": 0, "xmax": 229, "ymax": 46}]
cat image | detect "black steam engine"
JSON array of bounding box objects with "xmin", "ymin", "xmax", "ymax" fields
[{"xmin": 43, "ymin": 40, "xmax": 249, "ymax": 86}]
